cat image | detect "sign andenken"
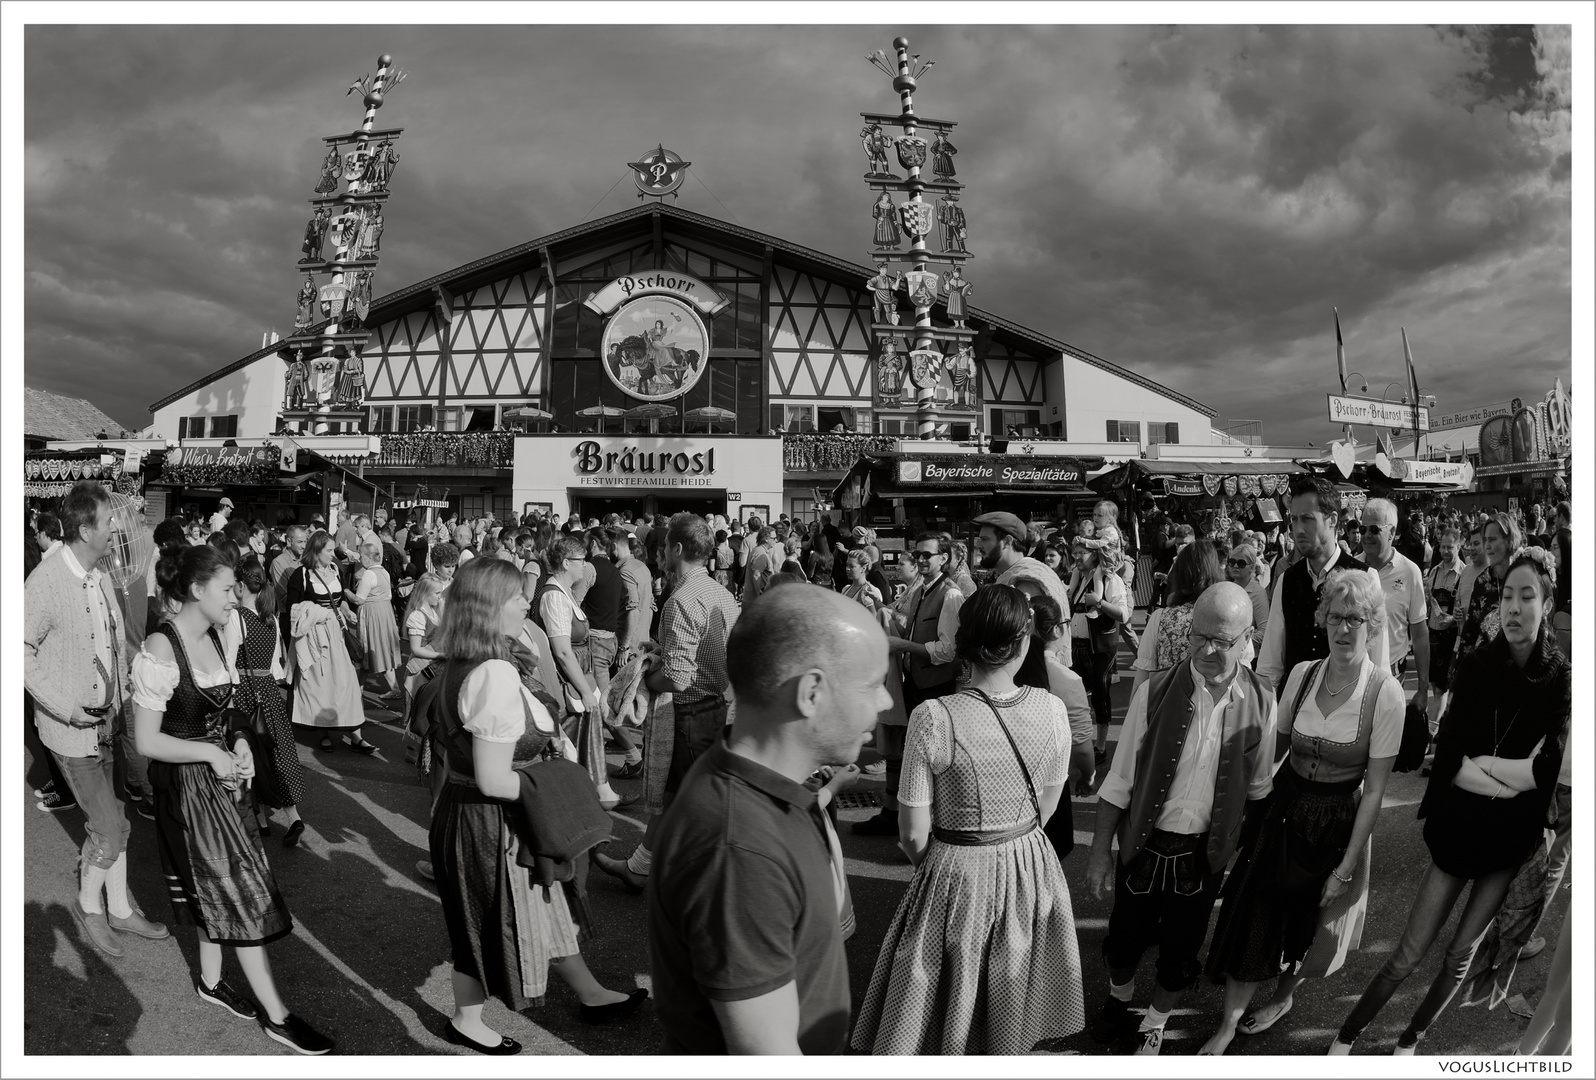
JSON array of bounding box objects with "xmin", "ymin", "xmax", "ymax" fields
[
  {"xmin": 1161, "ymin": 476, "xmax": 1204, "ymax": 496},
  {"xmin": 895, "ymin": 456, "xmax": 1085, "ymax": 488},
  {"xmin": 583, "ymin": 272, "xmax": 730, "ymax": 318},
  {"xmin": 1327, "ymin": 394, "xmax": 1430, "ymax": 431},
  {"xmin": 573, "ymin": 439, "xmax": 719, "ymax": 488}
]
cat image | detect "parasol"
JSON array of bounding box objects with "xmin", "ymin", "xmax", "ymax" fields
[
  {"xmin": 624, "ymin": 403, "xmax": 678, "ymax": 421},
  {"xmin": 684, "ymin": 406, "xmax": 737, "ymax": 425},
  {"xmin": 503, "ymin": 405, "xmax": 553, "ymax": 421},
  {"xmin": 577, "ymin": 404, "xmax": 628, "ymax": 418}
]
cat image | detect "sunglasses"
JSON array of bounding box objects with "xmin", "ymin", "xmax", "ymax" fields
[
  {"xmin": 1224, "ymin": 558, "xmax": 1250, "ymax": 569},
  {"xmin": 911, "ymin": 550, "xmax": 942, "ymax": 561}
]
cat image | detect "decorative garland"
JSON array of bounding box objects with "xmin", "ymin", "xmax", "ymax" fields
[
  {"xmin": 377, "ymin": 431, "xmax": 515, "ymax": 467},
  {"xmin": 782, "ymin": 432, "xmax": 899, "ymax": 472},
  {"xmin": 159, "ymin": 458, "xmax": 280, "ymax": 487}
]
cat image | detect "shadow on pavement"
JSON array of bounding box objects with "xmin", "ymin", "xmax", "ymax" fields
[{"xmin": 25, "ymin": 901, "xmax": 144, "ymax": 1054}]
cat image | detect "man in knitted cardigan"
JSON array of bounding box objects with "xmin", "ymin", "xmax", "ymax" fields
[{"xmin": 24, "ymin": 481, "xmax": 168, "ymax": 957}]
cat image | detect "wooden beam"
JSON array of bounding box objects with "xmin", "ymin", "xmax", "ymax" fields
[
  {"xmin": 652, "ymin": 210, "xmax": 664, "ymax": 270},
  {"xmin": 433, "ymin": 284, "xmax": 453, "ymax": 415},
  {"xmin": 539, "ymin": 246, "xmax": 556, "ymax": 406},
  {"xmin": 759, "ymin": 245, "xmax": 774, "ymax": 436}
]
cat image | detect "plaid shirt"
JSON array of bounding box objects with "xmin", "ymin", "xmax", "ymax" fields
[{"xmin": 657, "ymin": 565, "xmax": 740, "ymax": 706}]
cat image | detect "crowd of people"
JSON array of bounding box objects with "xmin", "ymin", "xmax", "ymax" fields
[{"xmin": 21, "ymin": 477, "xmax": 1573, "ymax": 1056}]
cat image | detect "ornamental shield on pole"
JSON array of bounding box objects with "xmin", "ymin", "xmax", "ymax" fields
[
  {"xmin": 902, "ymin": 270, "xmax": 940, "ymax": 308},
  {"xmin": 909, "ymin": 347, "xmax": 946, "ymax": 389},
  {"xmin": 318, "ymin": 282, "xmax": 351, "ymax": 321},
  {"xmin": 343, "ymin": 147, "xmax": 373, "ymax": 182},
  {"xmin": 897, "ymin": 200, "xmax": 934, "ymax": 239},
  {"xmin": 895, "ymin": 135, "xmax": 928, "ymax": 172}
]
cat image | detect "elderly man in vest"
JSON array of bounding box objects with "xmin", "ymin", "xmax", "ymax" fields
[
  {"xmin": 855, "ymin": 531, "xmax": 967, "ymax": 836},
  {"xmin": 1086, "ymin": 582, "xmax": 1277, "ymax": 1055}
]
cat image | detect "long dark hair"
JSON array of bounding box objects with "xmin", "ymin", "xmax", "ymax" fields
[
  {"xmin": 1167, "ymin": 540, "xmax": 1223, "ymax": 607},
  {"xmin": 954, "ymin": 584, "xmax": 1033, "ymax": 669},
  {"xmin": 1015, "ymin": 593, "xmax": 1065, "ymax": 691}
]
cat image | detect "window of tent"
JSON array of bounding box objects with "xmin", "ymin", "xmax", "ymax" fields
[
  {"xmin": 209, "ymin": 415, "xmax": 239, "ymax": 438},
  {"xmin": 992, "ymin": 408, "xmax": 1042, "ymax": 437},
  {"xmin": 396, "ymin": 405, "xmax": 432, "ymax": 432},
  {"xmin": 1147, "ymin": 422, "xmax": 1181, "ymax": 445},
  {"xmin": 368, "ymin": 406, "xmax": 393, "ymax": 433},
  {"xmin": 459, "ymin": 494, "xmax": 485, "ymax": 520},
  {"xmin": 1106, "ymin": 419, "xmax": 1142, "ymax": 443},
  {"xmin": 875, "ymin": 416, "xmax": 908, "ymax": 435},
  {"xmin": 818, "ymin": 407, "xmax": 851, "ymax": 433},
  {"xmin": 768, "ymin": 404, "xmax": 815, "ymax": 433}
]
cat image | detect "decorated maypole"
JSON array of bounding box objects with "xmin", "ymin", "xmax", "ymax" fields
[
  {"xmin": 863, "ymin": 37, "xmax": 976, "ymax": 439},
  {"xmin": 280, "ymin": 54, "xmax": 408, "ymax": 435}
]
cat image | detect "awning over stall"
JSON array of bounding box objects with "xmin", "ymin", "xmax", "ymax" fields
[
  {"xmin": 1089, "ymin": 457, "xmax": 1306, "ymax": 497},
  {"xmin": 835, "ymin": 451, "xmax": 1101, "ymax": 507}
]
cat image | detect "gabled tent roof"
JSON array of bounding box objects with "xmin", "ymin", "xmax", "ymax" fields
[
  {"xmin": 26, "ymin": 387, "xmax": 129, "ymax": 440},
  {"xmin": 151, "ymin": 203, "xmax": 1215, "ymax": 417}
]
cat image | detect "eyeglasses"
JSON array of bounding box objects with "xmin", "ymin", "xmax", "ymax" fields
[
  {"xmin": 1224, "ymin": 558, "xmax": 1251, "ymax": 569},
  {"xmin": 1325, "ymin": 613, "xmax": 1366, "ymax": 629},
  {"xmin": 1188, "ymin": 630, "xmax": 1244, "ymax": 652},
  {"xmin": 911, "ymin": 550, "xmax": 941, "ymax": 561},
  {"xmin": 1358, "ymin": 524, "xmax": 1391, "ymax": 534}
]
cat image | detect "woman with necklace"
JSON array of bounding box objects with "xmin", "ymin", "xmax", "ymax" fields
[
  {"xmin": 852, "ymin": 585, "xmax": 1085, "ymax": 1053},
  {"xmin": 1448, "ymin": 512, "xmax": 1521, "ymax": 686},
  {"xmin": 284, "ymin": 531, "xmax": 373, "ymax": 753},
  {"xmin": 1200, "ymin": 570, "xmax": 1403, "ymax": 1054},
  {"xmin": 1331, "ymin": 549, "xmax": 1569, "ymax": 1055},
  {"xmin": 131, "ymin": 544, "xmax": 332, "ymax": 1054}
]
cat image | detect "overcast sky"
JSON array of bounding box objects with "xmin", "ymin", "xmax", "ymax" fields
[{"xmin": 20, "ymin": 20, "xmax": 1574, "ymax": 446}]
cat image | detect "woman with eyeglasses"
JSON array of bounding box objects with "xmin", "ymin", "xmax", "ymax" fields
[
  {"xmin": 1131, "ymin": 540, "xmax": 1225, "ymax": 699},
  {"xmin": 1200, "ymin": 570, "xmax": 1401, "ymax": 1054},
  {"xmin": 1331, "ymin": 551, "xmax": 1568, "ymax": 1054}
]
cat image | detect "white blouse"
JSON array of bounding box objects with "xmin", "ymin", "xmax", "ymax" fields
[
  {"xmin": 1281, "ymin": 657, "xmax": 1405, "ymax": 758},
  {"xmin": 131, "ymin": 644, "xmax": 236, "ymax": 712},
  {"xmin": 457, "ymin": 659, "xmax": 558, "ymax": 744}
]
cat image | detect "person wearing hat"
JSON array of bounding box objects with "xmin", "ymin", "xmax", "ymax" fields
[
  {"xmin": 208, "ymin": 498, "xmax": 234, "ymax": 537},
  {"xmin": 972, "ymin": 511, "xmax": 1072, "ymax": 617}
]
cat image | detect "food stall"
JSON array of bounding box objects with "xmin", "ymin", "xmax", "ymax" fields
[{"xmin": 145, "ymin": 440, "xmax": 386, "ymax": 529}]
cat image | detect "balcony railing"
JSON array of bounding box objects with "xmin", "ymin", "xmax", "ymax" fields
[
  {"xmin": 782, "ymin": 432, "xmax": 899, "ymax": 473},
  {"xmin": 372, "ymin": 431, "xmax": 515, "ymax": 469}
]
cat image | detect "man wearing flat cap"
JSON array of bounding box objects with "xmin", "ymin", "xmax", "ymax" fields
[
  {"xmin": 972, "ymin": 511, "xmax": 1071, "ymax": 617},
  {"xmin": 207, "ymin": 497, "xmax": 234, "ymax": 537}
]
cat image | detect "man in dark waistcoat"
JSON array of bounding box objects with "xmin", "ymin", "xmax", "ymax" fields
[
  {"xmin": 1257, "ymin": 476, "xmax": 1387, "ymax": 693},
  {"xmin": 1086, "ymin": 583, "xmax": 1277, "ymax": 1055}
]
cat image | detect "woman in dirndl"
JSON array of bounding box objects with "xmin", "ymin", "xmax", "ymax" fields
[
  {"xmin": 231, "ymin": 555, "xmax": 307, "ymax": 847},
  {"xmin": 132, "ymin": 544, "xmax": 332, "ymax": 1055},
  {"xmin": 428, "ymin": 558, "xmax": 645, "ymax": 1055},
  {"xmin": 851, "ymin": 585, "xmax": 1085, "ymax": 1054},
  {"xmin": 284, "ymin": 530, "xmax": 373, "ymax": 753},
  {"xmin": 1198, "ymin": 568, "xmax": 1403, "ymax": 1055}
]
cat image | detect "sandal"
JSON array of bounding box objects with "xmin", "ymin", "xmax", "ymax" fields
[{"xmin": 1238, "ymin": 998, "xmax": 1293, "ymax": 1036}]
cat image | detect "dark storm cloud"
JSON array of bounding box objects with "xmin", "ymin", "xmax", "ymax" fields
[{"xmin": 24, "ymin": 23, "xmax": 1570, "ymax": 444}]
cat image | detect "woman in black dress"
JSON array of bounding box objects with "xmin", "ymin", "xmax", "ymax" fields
[
  {"xmin": 232, "ymin": 555, "xmax": 307, "ymax": 847},
  {"xmin": 1330, "ymin": 550, "xmax": 1569, "ymax": 1055},
  {"xmin": 131, "ymin": 544, "xmax": 331, "ymax": 1055},
  {"xmin": 429, "ymin": 558, "xmax": 645, "ymax": 1055}
]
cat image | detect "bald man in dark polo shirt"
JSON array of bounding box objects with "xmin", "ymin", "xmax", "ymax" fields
[{"xmin": 648, "ymin": 585, "xmax": 891, "ymax": 1054}]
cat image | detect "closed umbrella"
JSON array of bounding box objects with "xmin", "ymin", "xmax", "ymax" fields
[{"xmin": 623, "ymin": 403, "xmax": 678, "ymax": 421}]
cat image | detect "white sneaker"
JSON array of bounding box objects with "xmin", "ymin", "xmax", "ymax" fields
[
  {"xmin": 1134, "ymin": 1027, "xmax": 1163, "ymax": 1056},
  {"xmin": 862, "ymin": 759, "xmax": 887, "ymax": 776},
  {"xmin": 1328, "ymin": 1038, "xmax": 1353, "ymax": 1055}
]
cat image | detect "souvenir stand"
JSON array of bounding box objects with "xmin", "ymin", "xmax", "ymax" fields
[
  {"xmin": 144, "ymin": 441, "xmax": 384, "ymax": 530},
  {"xmin": 23, "ymin": 447, "xmax": 146, "ymax": 508}
]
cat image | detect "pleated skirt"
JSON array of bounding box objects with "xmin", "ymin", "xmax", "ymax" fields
[
  {"xmin": 430, "ymin": 781, "xmax": 581, "ymax": 1011},
  {"xmin": 851, "ymin": 828, "xmax": 1085, "ymax": 1055},
  {"xmin": 149, "ymin": 757, "xmax": 293, "ymax": 946},
  {"xmin": 358, "ymin": 600, "xmax": 403, "ymax": 673}
]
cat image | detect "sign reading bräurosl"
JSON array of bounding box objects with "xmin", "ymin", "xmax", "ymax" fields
[{"xmin": 1326, "ymin": 394, "xmax": 1430, "ymax": 431}]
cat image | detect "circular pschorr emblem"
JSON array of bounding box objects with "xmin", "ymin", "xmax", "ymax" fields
[{"xmin": 601, "ymin": 295, "xmax": 710, "ymax": 402}]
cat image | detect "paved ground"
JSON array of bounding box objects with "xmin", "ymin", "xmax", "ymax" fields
[{"xmin": 23, "ymin": 622, "xmax": 1567, "ymax": 1057}]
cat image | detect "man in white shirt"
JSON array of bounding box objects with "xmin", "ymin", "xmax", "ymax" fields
[
  {"xmin": 207, "ymin": 497, "xmax": 233, "ymax": 536},
  {"xmin": 1360, "ymin": 499, "xmax": 1429, "ymax": 712},
  {"xmin": 1257, "ymin": 477, "xmax": 1387, "ymax": 693},
  {"xmin": 1086, "ymin": 583, "xmax": 1277, "ymax": 1055}
]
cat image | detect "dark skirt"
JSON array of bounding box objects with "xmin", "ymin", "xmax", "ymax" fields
[
  {"xmin": 243, "ymin": 679, "xmax": 305, "ymax": 809},
  {"xmin": 149, "ymin": 756, "xmax": 293, "ymax": 946},
  {"xmin": 1206, "ymin": 767, "xmax": 1358, "ymax": 983},
  {"xmin": 1430, "ymin": 628, "xmax": 1458, "ymax": 692}
]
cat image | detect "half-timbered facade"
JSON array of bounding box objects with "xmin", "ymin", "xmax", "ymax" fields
[{"xmin": 149, "ymin": 202, "xmax": 1214, "ymax": 524}]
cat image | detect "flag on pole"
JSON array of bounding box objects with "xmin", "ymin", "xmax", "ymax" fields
[
  {"xmin": 1400, "ymin": 327, "xmax": 1421, "ymax": 448},
  {"xmin": 1334, "ymin": 308, "xmax": 1348, "ymax": 393}
]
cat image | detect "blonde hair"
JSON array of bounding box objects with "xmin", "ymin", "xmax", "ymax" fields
[
  {"xmin": 1314, "ymin": 568, "xmax": 1386, "ymax": 637},
  {"xmin": 359, "ymin": 539, "xmax": 384, "ymax": 562},
  {"xmin": 433, "ymin": 559, "xmax": 521, "ymax": 665},
  {"xmin": 403, "ymin": 572, "xmax": 448, "ymax": 630}
]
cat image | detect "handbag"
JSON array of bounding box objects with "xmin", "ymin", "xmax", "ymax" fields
[
  {"xmin": 1392, "ymin": 700, "xmax": 1430, "ymax": 773},
  {"xmin": 342, "ymin": 620, "xmax": 364, "ymax": 665}
]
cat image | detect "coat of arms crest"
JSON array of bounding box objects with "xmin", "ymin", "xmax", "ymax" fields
[
  {"xmin": 897, "ymin": 200, "xmax": 935, "ymax": 239},
  {"xmin": 902, "ymin": 270, "xmax": 940, "ymax": 308},
  {"xmin": 909, "ymin": 347, "xmax": 946, "ymax": 389},
  {"xmin": 895, "ymin": 136, "xmax": 928, "ymax": 172}
]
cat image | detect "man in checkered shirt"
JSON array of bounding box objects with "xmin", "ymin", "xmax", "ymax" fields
[{"xmin": 595, "ymin": 512, "xmax": 741, "ymax": 891}]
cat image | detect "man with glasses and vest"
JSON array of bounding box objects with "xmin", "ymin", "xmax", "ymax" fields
[
  {"xmin": 854, "ymin": 531, "xmax": 967, "ymax": 837},
  {"xmin": 1258, "ymin": 477, "xmax": 1387, "ymax": 695},
  {"xmin": 1086, "ymin": 582, "xmax": 1277, "ymax": 1055}
]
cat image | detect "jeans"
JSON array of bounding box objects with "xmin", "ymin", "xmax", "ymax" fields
[
  {"xmin": 580, "ymin": 630, "xmax": 635, "ymax": 755},
  {"xmin": 1338, "ymin": 860, "xmax": 1516, "ymax": 1045},
  {"xmin": 51, "ymin": 749, "xmax": 130, "ymax": 870},
  {"xmin": 1071, "ymin": 641, "xmax": 1114, "ymax": 733},
  {"xmin": 113, "ymin": 704, "xmax": 152, "ymax": 801}
]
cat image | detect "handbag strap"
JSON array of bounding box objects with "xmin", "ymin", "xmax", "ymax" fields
[
  {"xmin": 1282, "ymin": 659, "xmax": 1324, "ymax": 742},
  {"xmin": 960, "ymin": 688, "xmax": 1043, "ymax": 829}
]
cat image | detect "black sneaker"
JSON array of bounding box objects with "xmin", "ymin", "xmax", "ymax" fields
[
  {"xmin": 1091, "ymin": 996, "xmax": 1132, "ymax": 1043},
  {"xmin": 611, "ymin": 759, "xmax": 644, "ymax": 780},
  {"xmin": 262, "ymin": 1012, "xmax": 334, "ymax": 1055},
  {"xmin": 197, "ymin": 976, "xmax": 260, "ymax": 1020},
  {"xmin": 36, "ymin": 791, "xmax": 78, "ymax": 814}
]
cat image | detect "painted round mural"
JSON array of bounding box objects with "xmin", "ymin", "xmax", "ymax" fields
[{"xmin": 601, "ymin": 295, "xmax": 710, "ymax": 402}]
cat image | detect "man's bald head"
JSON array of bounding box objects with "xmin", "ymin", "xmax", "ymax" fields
[
  {"xmin": 728, "ymin": 585, "xmax": 883, "ymax": 710},
  {"xmin": 1192, "ymin": 581, "xmax": 1253, "ymax": 637}
]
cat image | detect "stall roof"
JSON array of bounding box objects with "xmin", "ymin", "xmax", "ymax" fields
[{"xmin": 1090, "ymin": 457, "xmax": 1306, "ymax": 492}]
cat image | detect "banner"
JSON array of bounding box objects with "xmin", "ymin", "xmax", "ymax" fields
[
  {"xmin": 895, "ymin": 455, "xmax": 1085, "ymax": 489},
  {"xmin": 1433, "ymin": 401, "xmax": 1511, "ymax": 432},
  {"xmin": 1161, "ymin": 476, "xmax": 1203, "ymax": 497}
]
